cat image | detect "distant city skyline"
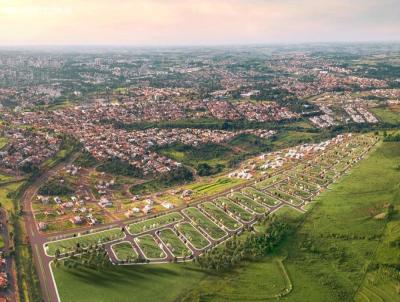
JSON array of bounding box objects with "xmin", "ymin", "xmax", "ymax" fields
[{"xmin": 0, "ymin": 0, "xmax": 399, "ymax": 46}]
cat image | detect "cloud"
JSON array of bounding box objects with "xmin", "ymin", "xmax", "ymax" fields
[{"xmin": 0, "ymin": 0, "xmax": 398, "ymax": 45}]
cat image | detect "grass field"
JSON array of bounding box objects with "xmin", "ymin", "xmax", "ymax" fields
[
  {"xmin": 159, "ymin": 228, "xmax": 192, "ymax": 258},
  {"xmin": 175, "ymin": 222, "xmax": 210, "ymax": 250},
  {"xmin": 111, "ymin": 242, "xmax": 138, "ymax": 262},
  {"xmin": 135, "ymin": 234, "xmax": 166, "ymax": 259},
  {"xmin": 185, "ymin": 177, "xmax": 244, "ymax": 197},
  {"xmin": 0, "ymin": 137, "xmax": 8, "ymax": 149},
  {"xmin": 371, "ymin": 107, "xmax": 400, "ymax": 124},
  {"xmin": 214, "ymin": 198, "xmax": 254, "ymax": 222},
  {"xmin": 46, "ymin": 228, "xmax": 125, "ymax": 256},
  {"xmin": 128, "ymin": 212, "xmax": 184, "ymax": 235},
  {"xmin": 183, "ymin": 207, "xmax": 227, "ymax": 240},
  {"xmin": 53, "ymin": 263, "xmax": 206, "ymax": 302}
]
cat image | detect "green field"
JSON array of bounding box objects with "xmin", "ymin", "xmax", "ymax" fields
[
  {"xmin": 159, "ymin": 229, "xmax": 192, "ymax": 258},
  {"xmin": 183, "ymin": 207, "xmax": 227, "ymax": 240},
  {"xmin": 371, "ymin": 107, "xmax": 400, "ymax": 124},
  {"xmin": 111, "ymin": 242, "xmax": 138, "ymax": 262},
  {"xmin": 46, "ymin": 228, "xmax": 125, "ymax": 256},
  {"xmin": 185, "ymin": 177, "xmax": 244, "ymax": 197},
  {"xmin": 175, "ymin": 222, "xmax": 210, "ymax": 250},
  {"xmin": 214, "ymin": 198, "xmax": 254, "ymax": 222},
  {"xmin": 0, "ymin": 137, "xmax": 7, "ymax": 150},
  {"xmin": 158, "ymin": 134, "xmax": 273, "ymax": 173},
  {"xmin": 128, "ymin": 212, "xmax": 184, "ymax": 235},
  {"xmin": 135, "ymin": 234, "xmax": 166, "ymax": 259},
  {"xmin": 157, "ymin": 142, "xmax": 235, "ymax": 170}
]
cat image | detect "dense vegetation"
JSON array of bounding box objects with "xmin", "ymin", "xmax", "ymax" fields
[
  {"xmin": 130, "ymin": 165, "xmax": 194, "ymax": 195},
  {"xmin": 196, "ymin": 217, "xmax": 288, "ymax": 271},
  {"xmin": 38, "ymin": 178, "xmax": 74, "ymax": 196},
  {"xmin": 97, "ymin": 157, "xmax": 143, "ymax": 178},
  {"xmin": 74, "ymin": 150, "xmax": 99, "ymax": 168}
]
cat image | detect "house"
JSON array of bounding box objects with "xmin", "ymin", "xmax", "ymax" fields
[
  {"xmin": 70, "ymin": 216, "xmax": 83, "ymax": 225},
  {"xmin": 181, "ymin": 190, "xmax": 193, "ymax": 198},
  {"xmin": 98, "ymin": 197, "xmax": 113, "ymax": 208},
  {"xmin": 38, "ymin": 222, "xmax": 48, "ymax": 231},
  {"xmin": 62, "ymin": 201, "xmax": 74, "ymax": 209},
  {"xmin": 142, "ymin": 204, "xmax": 152, "ymax": 214},
  {"xmin": 0, "ymin": 272, "xmax": 8, "ymax": 289},
  {"xmin": 162, "ymin": 202, "xmax": 174, "ymax": 209}
]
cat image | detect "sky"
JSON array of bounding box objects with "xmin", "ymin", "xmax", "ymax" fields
[{"xmin": 0, "ymin": 0, "xmax": 399, "ymax": 46}]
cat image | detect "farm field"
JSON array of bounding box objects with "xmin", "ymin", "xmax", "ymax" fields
[
  {"xmin": 45, "ymin": 228, "xmax": 125, "ymax": 256},
  {"xmin": 183, "ymin": 207, "xmax": 227, "ymax": 240},
  {"xmin": 135, "ymin": 234, "xmax": 166, "ymax": 260},
  {"xmin": 128, "ymin": 212, "xmax": 184, "ymax": 235},
  {"xmin": 111, "ymin": 242, "xmax": 138, "ymax": 262},
  {"xmin": 158, "ymin": 228, "xmax": 192, "ymax": 258},
  {"xmin": 174, "ymin": 222, "xmax": 210, "ymax": 250}
]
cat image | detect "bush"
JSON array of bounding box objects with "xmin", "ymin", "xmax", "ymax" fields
[
  {"xmin": 97, "ymin": 157, "xmax": 143, "ymax": 178},
  {"xmin": 38, "ymin": 178, "xmax": 74, "ymax": 196}
]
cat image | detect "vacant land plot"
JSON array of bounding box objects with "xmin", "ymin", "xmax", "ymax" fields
[
  {"xmin": 185, "ymin": 177, "xmax": 244, "ymax": 197},
  {"xmin": 242, "ymin": 187, "xmax": 280, "ymax": 206},
  {"xmin": 289, "ymin": 178, "xmax": 320, "ymax": 193},
  {"xmin": 371, "ymin": 107, "xmax": 400, "ymax": 124},
  {"xmin": 180, "ymin": 257, "xmax": 291, "ymax": 301},
  {"xmin": 46, "ymin": 228, "xmax": 125, "ymax": 256},
  {"xmin": 111, "ymin": 242, "xmax": 138, "ymax": 262},
  {"xmin": 230, "ymin": 192, "xmax": 267, "ymax": 214},
  {"xmin": 128, "ymin": 212, "xmax": 184, "ymax": 235},
  {"xmin": 277, "ymin": 183, "xmax": 312, "ymax": 199},
  {"xmin": 183, "ymin": 207, "xmax": 227, "ymax": 240},
  {"xmin": 53, "ymin": 263, "xmax": 206, "ymax": 302},
  {"xmin": 159, "ymin": 229, "xmax": 192, "ymax": 258},
  {"xmin": 254, "ymin": 175, "xmax": 286, "ymax": 190},
  {"xmin": 292, "ymin": 173, "xmax": 327, "ymax": 186},
  {"xmin": 135, "ymin": 234, "xmax": 166, "ymax": 260},
  {"xmin": 199, "ymin": 202, "xmax": 242, "ymax": 231},
  {"xmin": 175, "ymin": 222, "xmax": 210, "ymax": 250},
  {"xmin": 214, "ymin": 198, "xmax": 254, "ymax": 222},
  {"xmin": 268, "ymin": 187, "xmax": 304, "ymax": 206}
]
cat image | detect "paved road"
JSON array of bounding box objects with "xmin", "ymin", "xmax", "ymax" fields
[{"xmin": 22, "ymin": 153, "xmax": 81, "ymax": 302}]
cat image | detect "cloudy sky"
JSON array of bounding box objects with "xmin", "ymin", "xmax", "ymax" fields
[{"xmin": 0, "ymin": 0, "xmax": 399, "ymax": 45}]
